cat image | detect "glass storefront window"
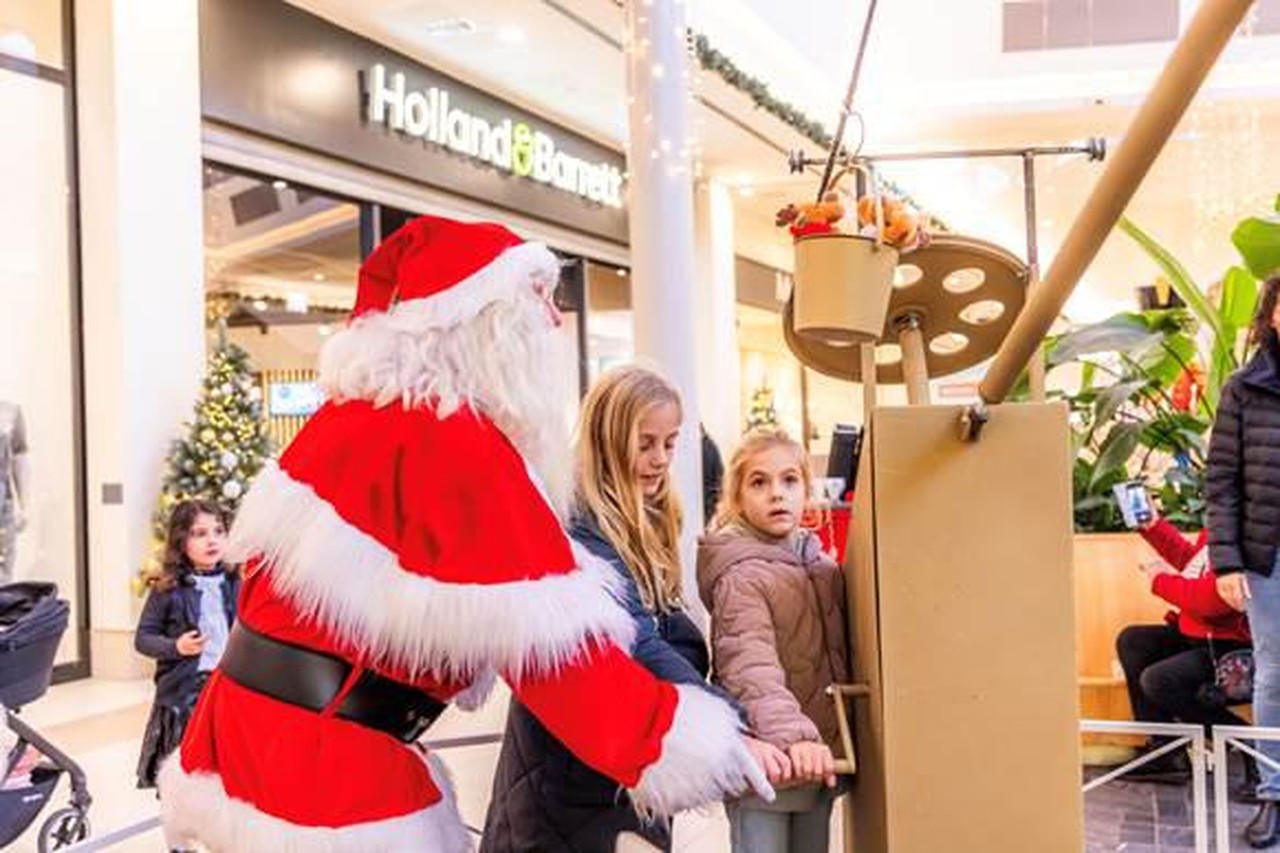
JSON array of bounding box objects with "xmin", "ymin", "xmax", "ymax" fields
[
  {"xmin": 203, "ymin": 163, "xmax": 361, "ymax": 448},
  {"xmin": 585, "ymin": 261, "xmax": 634, "ymax": 382},
  {"xmin": 0, "ymin": 65, "xmax": 82, "ymax": 667},
  {"xmin": 0, "ymin": 1, "xmax": 63, "ymax": 69}
]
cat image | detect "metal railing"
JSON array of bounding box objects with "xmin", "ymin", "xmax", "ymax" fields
[
  {"xmin": 1080, "ymin": 720, "xmax": 1209, "ymax": 853},
  {"xmin": 1209, "ymin": 725, "xmax": 1280, "ymax": 853}
]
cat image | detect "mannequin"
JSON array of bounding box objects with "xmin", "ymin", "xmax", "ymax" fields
[{"xmin": 0, "ymin": 401, "xmax": 30, "ymax": 584}]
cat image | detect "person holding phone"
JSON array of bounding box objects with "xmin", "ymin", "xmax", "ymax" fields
[
  {"xmin": 1115, "ymin": 507, "xmax": 1252, "ymax": 790},
  {"xmin": 1208, "ymin": 275, "xmax": 1280, "ymax": 847}
]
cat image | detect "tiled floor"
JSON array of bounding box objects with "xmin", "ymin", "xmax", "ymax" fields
[
  {"xmin": 10, "ymin": 678, "xmax": 1271, "ymax": 852},
  {"xmin": 1084, "ymin": 760, "xmax": 1260, "ymax": 852},
  {"xmin": 2, "ymin": 679, "xmax": 839, "ymax": 852}
]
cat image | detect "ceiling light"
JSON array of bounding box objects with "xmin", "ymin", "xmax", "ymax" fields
[
  {"xmin": 496, "ymin": 25, "xmax": 525, "ymax": 45},
  {"xmin": 616, "ymin": 268, "xmax": 629, "ymax": 277},
  {"xmin": 424, "ymin": 18, "xmax": 476, "ymax": 37},
  {"xmin": 272, "ymin": 179, "xmax": 288, "ymax": 190},
  {"xmin": 312, "ymin": 273, "xmax": 326, "ymax": 282}
]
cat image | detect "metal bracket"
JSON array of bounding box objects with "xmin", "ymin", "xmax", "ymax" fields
[{"xmin": 958, "ymin": 402, "xmax": 990, "ymax": 443}]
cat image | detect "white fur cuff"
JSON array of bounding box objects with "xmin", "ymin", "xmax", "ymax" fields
[{"xmin": 629, "ymin": 684, "xmax": 775, "ymax": 817}]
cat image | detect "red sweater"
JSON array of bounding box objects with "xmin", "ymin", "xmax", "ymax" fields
[{"xmin": 1139, "ymin": 518, "xmax": 1251, "ymax": 643}]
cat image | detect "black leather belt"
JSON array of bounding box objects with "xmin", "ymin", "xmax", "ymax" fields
[{"xmin": 219, "ymin": 623, "xmax": 446, "ymax": 743}]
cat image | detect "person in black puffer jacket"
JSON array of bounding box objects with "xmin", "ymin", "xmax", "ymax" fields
[{"xmin": 1208, "ymin": 275, "xmax": 1280, "ymax": 848}]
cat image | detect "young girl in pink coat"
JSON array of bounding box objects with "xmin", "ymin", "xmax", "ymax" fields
[{"xmin": 698, "ymin": 429, "xmax": 851, "ymax": 853}]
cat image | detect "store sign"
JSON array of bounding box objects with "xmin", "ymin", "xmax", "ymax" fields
[
  {"xmin": 365, "ymin": 64, "xmax": 624, "ymax": 209},
  {"xmin": 199, "ymin": 0, "xmax": 629, "ymax": 243}
]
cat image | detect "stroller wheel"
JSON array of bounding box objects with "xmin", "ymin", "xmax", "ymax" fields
[{"xmin": 36, "ymin": 807, "xmax": 89, "ymax": 852}]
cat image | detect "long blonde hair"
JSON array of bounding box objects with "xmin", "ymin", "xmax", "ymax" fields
[
  {"xmin": 711, "ymin": 428, "xmax": 811, "ymax": 533},
  {"xmin": 575, "ymin": 366, "xmax": 684, "ymax": 612}
]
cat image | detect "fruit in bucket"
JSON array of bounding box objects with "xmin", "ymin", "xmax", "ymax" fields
[
  {"xmin": 775, "ymin": 192, "xmax": 846, "ymax": 238},
  {"xmin": 857, "ymin": 193, "xmax": 923, "ymax": 251}
]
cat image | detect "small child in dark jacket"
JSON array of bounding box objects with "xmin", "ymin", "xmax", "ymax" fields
[{"xmin": 135, "ymin": 499, "xmax": 239, "ymax": 790}]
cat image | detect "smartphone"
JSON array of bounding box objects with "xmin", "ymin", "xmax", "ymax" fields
[{"xmin": 1113, "ymin": 480, "xmax": 1154, "ymax": 529}]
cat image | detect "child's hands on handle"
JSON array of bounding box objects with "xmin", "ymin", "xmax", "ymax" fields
[
  {"xmin": 787, "ymin": 741, "xmax": 837, "ymax": 788},
  {"xmin": 176, "ymin": 630, "xmax": 206, "ymax": 657},
  {"xmin": 743, "ymin": 735, "xmax": 793, "ymax": 786}
]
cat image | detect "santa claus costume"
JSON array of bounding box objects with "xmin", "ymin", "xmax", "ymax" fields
[{"xmin": 159, "ymin": 215, "xmax": 770, "ymax": 851}]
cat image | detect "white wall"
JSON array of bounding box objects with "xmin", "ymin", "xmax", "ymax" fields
[{"xmin": 76, "ymin": 0, "xmax": 205, "ymax": 676}]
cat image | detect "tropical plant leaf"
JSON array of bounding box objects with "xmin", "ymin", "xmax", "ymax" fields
[
  {"xmin": 1120, "ymin": 217, "xmax": 1226, "ymax": 344},
  {"xmin": 1090, "ymin": 422, "xmax": 1142, "ymax": 488},
  {"xmin": 1140, "ymin": 332, "xmax": 1198, "ymax": 386},
  {"xmin": 1094, "ymin": 379, "xmax": 1147, "ymax": 426},
  {"xmin": 1221, "ymin": 265, "xmax": 1259, "ymax": 329},
  {"xmin": 1233, "ymin": 215, "xmax": 1280, "ymax": 280},
  {"xmin": 1051, "ymin": 314, "xmax": 1161, "ymax": 365}
]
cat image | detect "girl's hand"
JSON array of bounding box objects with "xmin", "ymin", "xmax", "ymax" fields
[
  {"xmin": 1217, "ymin": 573, "xmax": 1251, "ymax": 612},
  {"xmin": 787, "ymin": 741, "xmax": 837, "ymax": 788},
  {"xmin": 743, "ymin": 735, "xmax": 792, "ymax": 785},
  {"xmin": 176, "ymin": 630, "xmax": 206, "ymax": 657}
]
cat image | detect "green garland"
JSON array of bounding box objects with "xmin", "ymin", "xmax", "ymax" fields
[{"xmin": 691, "ymin": 33, "xmax": 948, "ymax": 230}]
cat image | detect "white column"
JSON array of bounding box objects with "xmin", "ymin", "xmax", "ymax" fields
[
  {"xmin": 693, "ymin": 178, "xmax": 741, "ymax": 454},
  {"xmin": 76, "ymin": 0, "xmax": 205, "ymax": 677},
  {"xmin": 624, "ymin": 0, "xmax": 704, "ymax": 616}
]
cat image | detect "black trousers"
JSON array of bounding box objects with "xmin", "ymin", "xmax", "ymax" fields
[{"xmin": 1116, "ymin": 623, "xmax": 1250, "ymax": 734}]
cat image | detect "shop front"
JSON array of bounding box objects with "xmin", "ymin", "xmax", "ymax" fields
[{"xmin": 197, "ymin": 0, "xmax": 637, "ymax": 442}]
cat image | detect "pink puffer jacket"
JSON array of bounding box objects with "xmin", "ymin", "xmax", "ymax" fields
[{"xmin": 697, "ymin": 528, "xmax": 851, "ymax": 751}]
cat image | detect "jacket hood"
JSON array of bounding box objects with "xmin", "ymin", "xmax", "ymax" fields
[
  {"xmin": 1240, "ymin": 338, "xmax": 1280, "ymax": 396},
  {"xmin": 696, "ymin": 527, "xmax": 824, "ymax": 610}
]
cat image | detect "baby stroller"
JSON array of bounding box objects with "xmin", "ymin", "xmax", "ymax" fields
[{"xmin": 0, "ymin": 582, "xmax": 91, "ymax": 851}]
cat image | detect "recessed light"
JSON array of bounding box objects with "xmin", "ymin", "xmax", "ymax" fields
[
  {"xmin": 496, "ymin": 25, "xmax": 525, "ymax": 44},
  {"xmin": 424, "ymin": 17, "xmax": 476, "ymax": 37},
  {"xmin": 616, "ymin": 268, "xmax": 628, "ymax": 277},
  {"xmin": 272, "ymin": 179, "xmax": 288, "ymax": 190},
  {"xmin": 312, "ymin": 273, "xmax": 326, "ymax": 282}
]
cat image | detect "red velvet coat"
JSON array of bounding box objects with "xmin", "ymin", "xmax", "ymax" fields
[
  {"xmin": 158, "ymin": 401, "xmax": 765, "ymax": 852},
  {"xmin": 1140, "ymin": 518, "xmax": 1251, "ymax": 643}
]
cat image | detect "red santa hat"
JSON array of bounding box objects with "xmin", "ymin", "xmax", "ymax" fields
[{"xmin": 351, "ymin": 214, "xmax": 561, "ymax": 329}]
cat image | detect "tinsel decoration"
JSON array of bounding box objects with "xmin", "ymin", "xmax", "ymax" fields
[{"xmin": 691, "ymin": 33, "xmax": 948, "ymax": 232}]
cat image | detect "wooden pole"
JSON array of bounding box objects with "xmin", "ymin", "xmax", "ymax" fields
[
  {"xmin": 898, "ymin": 318, "xmax": 931, "ymax": 406},
  {"xmin": 860, "ymin": 343, "xmax": 878, "ymax": 421},
  {"xmin": 980, "ymin": 0, "xmax": 1255, "ymax": 405}
]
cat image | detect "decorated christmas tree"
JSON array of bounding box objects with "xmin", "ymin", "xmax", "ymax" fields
[
  {"xmin": 746, "ymin": 385, "xmax": 779, "ymax": 431},
  {"xmin": 141, "ymin": 340, "xmax": 271, "ymax": 583}
]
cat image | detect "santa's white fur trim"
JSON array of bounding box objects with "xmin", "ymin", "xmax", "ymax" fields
[
  {"xmin": 319, "ymin": 242, "xmax": 558, "ymax": 395},
  {"xmin": 228, "ymin": 463, "xmax": 635, "ymax": 681},
  {"xmin": 158, "ymin": 753, "xmax": 472, "ymax": 853},
  {"xmin": 629, "ymin": 684, "xmax": 775, "ymax": 817}
]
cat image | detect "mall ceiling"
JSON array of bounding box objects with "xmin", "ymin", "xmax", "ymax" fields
[{"xmin": 283, "ymin": 0, "xmax": 1280, "ymax": 322}]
